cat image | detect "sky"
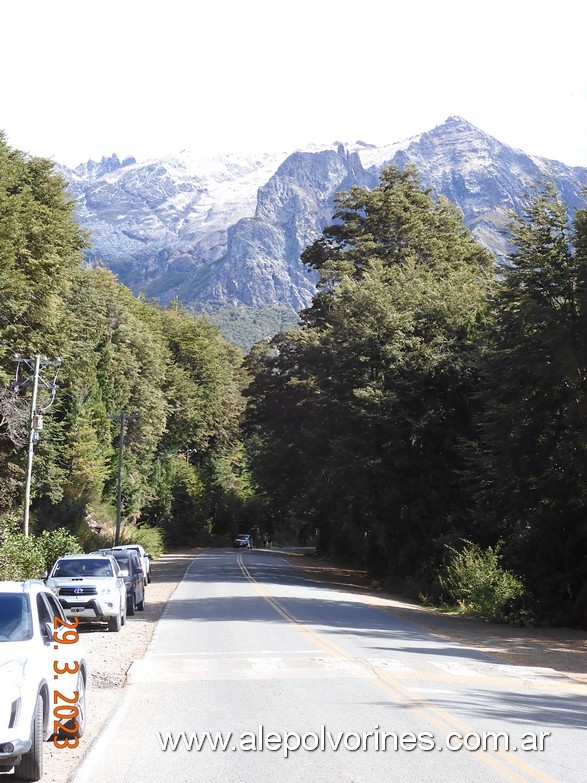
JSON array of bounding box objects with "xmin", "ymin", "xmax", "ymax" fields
[{"xmin": 1, "ymin": 0, "xmax": 586, "ymax": 168}]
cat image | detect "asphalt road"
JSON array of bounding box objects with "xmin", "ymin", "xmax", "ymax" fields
[{"xmin": 72, "ymin": 549, "xmax": 586, "ymax": 783}]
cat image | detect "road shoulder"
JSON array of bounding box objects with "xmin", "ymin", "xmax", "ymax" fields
[
  {"xmin": 285, "ymin": 551, "xmax": 587, "ymax": 686},
  {"xmin": 40, "ymin": 551, "xmax": 198, "ymax": 783}
]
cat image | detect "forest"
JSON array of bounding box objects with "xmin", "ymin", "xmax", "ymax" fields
[
  {"xmin": 1, "ymin": 133, "xmax": 586, "ymax": 627},
  {"xmin": 0, "ymin": 133, "xmax": 253, "ymax": 554}
]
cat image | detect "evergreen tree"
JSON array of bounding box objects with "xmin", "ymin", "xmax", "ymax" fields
[
  {"xmin": 476, "ymin": 181, "xmax": 587, "ymax": 623},
  {"xmin": 0, "ymin": 134, "xmax": 251, "ymax": 542},
  {"xmin": 246, "ymin": 165, "xmax": 493, "ymax": 584}
]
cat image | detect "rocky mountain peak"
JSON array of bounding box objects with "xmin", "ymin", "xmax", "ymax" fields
[
  {"xmin": 71, "ymin": 153, "xmax": 136, "ymax": 181},
  {"xmin": 58, "ymin": 118, "xmax": 587, "ymax": 348}
]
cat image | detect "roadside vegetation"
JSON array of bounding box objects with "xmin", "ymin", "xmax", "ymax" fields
[
  {"xmin": 1, "ymin": 133, "xmax": 587, "ymax": 628},
  {"xmin": 439, "ymin": 541, "xmax": 526, "ymax": 623},
  {"xmin": 0, "ymin": 132, "xmax": 255, "ymax": 563},
  {"xmin": 244, "ymin": 167, "xmax": 587, "ymax": 629}
]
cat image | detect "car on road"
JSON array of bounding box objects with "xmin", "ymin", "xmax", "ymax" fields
[
  {"xmin": 46, "ymin": 553, "xmax": 127, "ymax": 632},
  {"xmin": 93, "ymin": 549, "xmax": 145, "ymax": 615},
  {"xmin": 234, "ymin": 534, "xmax": 253, "ymax": 549},
  {"xmin": 111, "ymin": 544, "xmax": 151, "ymax": 585},
  {"xmin": 0, "ymin": 579, "xmax": 87, "ymax": 782}
]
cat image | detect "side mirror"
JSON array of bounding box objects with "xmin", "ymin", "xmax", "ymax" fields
[
  {"xmin": 42, "ymin": 570, "xmax": 48, "ymax": 580},
  {"xmin": 42, "ymin": 622, "xmax": 53, "ymax": 645}
]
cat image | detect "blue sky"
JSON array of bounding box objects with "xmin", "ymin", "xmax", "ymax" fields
[{"xmin": 2, "ymin": 0, "xmax": 586, "ymax": 167}]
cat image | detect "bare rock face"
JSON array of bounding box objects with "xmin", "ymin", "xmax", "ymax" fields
[{"xmin": 59, "ymin": 118, "xmax": 587, "ymax": 315}]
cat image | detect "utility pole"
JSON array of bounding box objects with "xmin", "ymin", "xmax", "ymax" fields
[
  {"xmin": 13, "ymin": 355, "xmax": 62, "ymax": 536},
  {"xmin": 110, "ymin": 411, "xmax": 138, "ymax": 546},
  {"xmin": 23, "ymin": 355, "xmax": 41, "ymax": 538}
]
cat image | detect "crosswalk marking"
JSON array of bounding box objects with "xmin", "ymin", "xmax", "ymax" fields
[
  {"xmin": 128, "ymin": 652, "xmax": 564, "ymax": 688},
  {"xmin": 366, "ymin": 657, "xmax": 415, "ymax": 673},
  {"xmin": 250, "ymin": 657, "xmax": 286, "ymax": 672},
  {"xmin": 429, "ymin": 660, "xmax": 484, "ymax": 677},
  {"xmin": 311, "ymin": 657, "xmax": 363, "ymax": 671}
]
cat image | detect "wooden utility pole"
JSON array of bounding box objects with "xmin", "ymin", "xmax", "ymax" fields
[
  {"xmin": 23, "ymin": 355, "xmax": 41, "ymax": 537},
  {"xmin": 15, "ymin": 354, "xmax": 61, "ymax": 536},
  {"xmin": 111, "ymin": 411, "xmax": 138, "ymax": 546}
]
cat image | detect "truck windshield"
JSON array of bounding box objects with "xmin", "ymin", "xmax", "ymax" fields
[{"xmin": 53, "ymin": 559, "xmax": 113, "ymax": 577}]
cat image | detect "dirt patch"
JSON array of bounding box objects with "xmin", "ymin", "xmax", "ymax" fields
[{"xmin": 286, "ymin": 552, "xmax": 587, "ymax": 686}]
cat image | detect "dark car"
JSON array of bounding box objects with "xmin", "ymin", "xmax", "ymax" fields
[
  {"xmin": 92, "ymin": 549, "xmax": 145, "ymax": 615},
  {"xmin": 234, "ymin": 534, "xmax": 253, "ymax": 549}
]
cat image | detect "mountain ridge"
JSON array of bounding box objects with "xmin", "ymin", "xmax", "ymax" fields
[{"xmin": 57, "ymin": 117, "xmax": 587, "ymax": 346}]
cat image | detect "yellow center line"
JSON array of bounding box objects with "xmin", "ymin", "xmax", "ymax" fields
[
  {"xmin": 236, "ymin": 551, "xmax": 561, "ymax": 783},
  {"xmin": 238, "ymin": 552, "xmax": 345, "ymax": 659}
]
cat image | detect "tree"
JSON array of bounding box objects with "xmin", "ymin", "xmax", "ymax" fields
[
  {"xmin": 476, "ymin": 181, "xmax": 587, "ymax": 623},
  {"xmin": 0, "ymin": 134, "xmax": 252, "ymax": 545},
  {"xmin": 0, "ymin": 134, "xmax": 87, "ymax": 369},
  {"xmin": 0, "ymin": 134, "xmax": 87, "ymax": 515},
  {"xmin": 246, "ymin": 165, "xmax": 493, "ymax": 584}
]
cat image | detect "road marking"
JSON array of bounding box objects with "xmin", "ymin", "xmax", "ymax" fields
[
  {"xmin": 128, "ymin": 654, "xmax": 376, "ymax": 683},
  {"xmin": 366, "ymin": 657, "xmax": 415, "ymax": 673},
  {"xmin": 148, "ymin": 649, "xmax": 324, "ymax": 657},
  {"xmin": 480, "ymin": 663, "xmax": 559, "ymax": 679},
  {"xmin": 72, "ymin": 688, "xmax": 139, "ymax": 783},
  {"xmin": 249, "ymin": 657, "xmax": 286, "ymax": 672},
  {"xmin": 409, "ymin": 687, "xmax": 459, "ymax": 694},
  {"xmin": 237, "ymin": 552, "xmax": 347, "ymax": 661},
  {"xmin": 237, "ymin": 551, "xmax": 560, "ymax": 783},
  {"xmin": 429, "ymin": 660, "xmax": 484, "ymax": 678},
  {"xmin": 312, "ymin": 657, "xmax": 363, "ymax": 671}
]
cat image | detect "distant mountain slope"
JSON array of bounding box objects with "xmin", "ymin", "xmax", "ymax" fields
[
  {"xmin": 58, "ymin": 117, "xmax": 587, "ymax": 345},
  {"xmin": 363, "ymin": 116, "xmax": 587, "ymax": 260}
]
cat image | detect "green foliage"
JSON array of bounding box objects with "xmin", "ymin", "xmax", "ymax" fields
[
  {"xmin": 0, "ymin": 133, "xmax": 87, "ymax": 365},
  {"xmin": 121, "ymin": 525, "xmax": 164, "ymax": 558},
  {"xmin": 246, "ymin": 164, "xmax": 493, "ymax": 583},
  {"xmin": 0, "ymin": 517, "xmax": 44, "ymax": 580},
  {"xmin": 141, "ymin": 454, "xmax": 207, "ymax": 545},
  {"xmin": 245, "ymin": 168, "xmax": 587, "ymax": 626},
  {"xmin": 473, "ymin": 180, "xmax": 587, "ymax": 623},
  {"xmin": 440, "ymin": 540, "xmax": 525, "ymax": 622},
  {"xmin": 0, "ymin": 532, "xmax": 45, "ymax": 580},
  {"xmin": 199, "ymin": 303, "xmax": 300, "ymax": 352},
  {"xmin": 37, "ymin": 528, "xmax": 82, "ymax": 573},
  {"xmin": 0, "ymin": 518, "xmax": 81, "ymax": 580},
  {"xmin": 0, "ymin": 134, "xmax": 252, "ymax": 551}
]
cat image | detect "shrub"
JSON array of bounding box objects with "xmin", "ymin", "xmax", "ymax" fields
[
  {"xmin": 38, "ymin": 528, "xmax": 83, "ymax": 574},
  {"xmin": 0, "ymin": 518, "xmax": 83, "ymax": 580},
  {"xmin": 0, "ymin": 531, "xmax": 45, "ymax": 580},
  {"xmin": 122, "ymin": 525, "xmax": 165, "ymax": 558},
  {"xmin": 440, "ymin": 540, "xmax": 525, "ymax": 623}
]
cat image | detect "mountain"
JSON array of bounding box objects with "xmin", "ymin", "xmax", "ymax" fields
[
  {"xmin": 359, "ymin": 116, "xmax": 587, "ymax": 260},
  {"xmin": 58, "ymin": 118, "xmax": 587, "ymax": 347}
]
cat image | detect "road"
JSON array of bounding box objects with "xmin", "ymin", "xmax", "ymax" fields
[{"xmin": 72, "ymin": 549, "xmax": 586, "ymax": 783}]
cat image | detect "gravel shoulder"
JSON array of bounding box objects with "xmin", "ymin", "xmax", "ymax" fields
[
  {"xmin": 41, "ymin": 551, "xmax": 198, "ymax": 783},
  {"xmin": 285, "ymin": 551, "xmax": 587, "ymax": 686}
]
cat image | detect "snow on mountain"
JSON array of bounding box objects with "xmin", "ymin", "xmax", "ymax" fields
[{"xmin": 58, "ymin": 118, "xmax": 587, "ymax": 333}]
